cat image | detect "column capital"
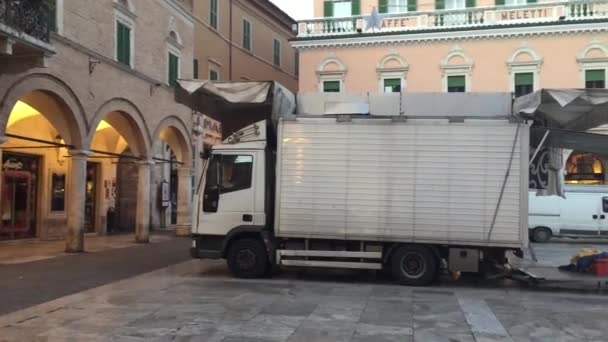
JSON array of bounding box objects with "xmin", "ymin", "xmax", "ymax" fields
[{"xmin": 67, "ymin": 150, "xmax": 92, "ymax": 158}]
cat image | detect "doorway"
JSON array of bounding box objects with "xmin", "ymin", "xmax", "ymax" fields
[
  {"xmin": 0, "ymin": 152, "xmax": 40, "ymax": 240},
  {"xmin": 84, "ymin": 162, "xmax": 99, "ymax": 233}
]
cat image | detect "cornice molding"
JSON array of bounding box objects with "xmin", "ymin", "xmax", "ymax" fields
[{"xmin": 291, "ymin": 22, "xmax": 608, "ymax": 49}]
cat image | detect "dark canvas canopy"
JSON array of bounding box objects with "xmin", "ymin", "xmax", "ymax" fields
[{"xmin": 175, "ymin": 80, "xmax": 296, "ymax": 139}]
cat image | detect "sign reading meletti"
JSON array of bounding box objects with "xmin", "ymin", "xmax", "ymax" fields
[{"xmin": 496, "ymin": 8, "xmax": 551, "ymax": 21}]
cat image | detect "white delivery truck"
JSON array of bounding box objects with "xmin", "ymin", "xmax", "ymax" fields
[
  {"xmin": 177, "ymin": 83, "xmax": 608, "ymax": 287},
  {"xmin": 188, "ymin": 91, "xmax": 529, "ymax": 286},
  {"xmin": 529, "ymin": 186, "xmax": 608, "ymax": 243}
]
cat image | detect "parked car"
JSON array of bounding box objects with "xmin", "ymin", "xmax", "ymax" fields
[{"xmin": 529, "ymin": 185, "xmax": 608, "ymax": 242}]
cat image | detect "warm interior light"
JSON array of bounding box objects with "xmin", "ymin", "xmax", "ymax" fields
[
  {"xmin": 7, "ymin": 101, "xmax": 41, "ymax": 127},
  {"xmin": 96, "ymin": 120, "xmax": 112, "ymax": 131}
]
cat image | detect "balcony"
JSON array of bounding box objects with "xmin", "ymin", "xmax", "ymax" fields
[
  {"xmin": 0, "ymin": 0, "xmax": 55, "ymax": 59},
  {"xmin": 296, "ymin": 0, "xmax": 608, "ymax": 38}
]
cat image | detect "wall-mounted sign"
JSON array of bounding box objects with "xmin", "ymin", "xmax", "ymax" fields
[{"xmin": 3, "ymin": 159, "xmax": 23, "ymax": 170}]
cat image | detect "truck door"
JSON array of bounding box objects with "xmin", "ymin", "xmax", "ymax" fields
[
  {"xmin": 560, "ymin": 193, "xmax": 601, "ymax": 236},
  {"xmin": 201, "ymin": 153, "xmax": 255, "ymax": 235},
  {"xmin": 600, "ymin": 197, "xmax": 608, "ymax": 237}
]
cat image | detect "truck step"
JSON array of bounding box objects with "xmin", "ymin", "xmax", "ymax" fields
[
  {"xmin": 280, "ymin": 259, "xmax": 382, "ymax": 270},
  {"xmin": 277, "ymin": 250, "xmax": 382, "ymax": 258}
]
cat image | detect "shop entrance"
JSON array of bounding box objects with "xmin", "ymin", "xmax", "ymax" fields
[{"xmin": 0, "ymin": 152, "xmax": 39, "ymax": 240}]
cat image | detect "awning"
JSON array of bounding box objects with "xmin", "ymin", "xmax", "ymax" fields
[
  {"xmin": 175, "ymin": 80, "xmax": 296, "ymax": 139},
  {"xmin": 531, "ymin": 127, "xmax": 608, "ymax": 155},
  {"xmin": 514, "ymin": 89, "xmax": 608, "ymax": 131}
]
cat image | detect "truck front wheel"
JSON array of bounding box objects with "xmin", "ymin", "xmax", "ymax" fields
[
  {"xmin": 390, "ymin": 245, "xmax": 438, "ymax": 286},
  {"xmin": 226, "ymin": 238, "xmax": 269, "ymax": 278}
]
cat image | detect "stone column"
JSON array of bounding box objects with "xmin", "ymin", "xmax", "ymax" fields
[
  {"xmin": 174, "ymin": 167, "xmax": 193, "ymax": 236},
  {"xmin": 135, "ymin": 160, "xmax": 154, "ymax": 243},
  {"xmin": 66, "ymin": 150, "xmax": 90, "ymax": 253}
]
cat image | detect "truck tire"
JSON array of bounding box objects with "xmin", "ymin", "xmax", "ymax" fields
[
  {"xmin": 390, "ymin": 245, "xmax": 438, "ymax": 286},
  {"xmin": 226, "ymin": 238, "xmax": 269, "ymax": 279},
  {"xmin": 531, "ymin": 227, "xmax": 552, "ymax": 243}
]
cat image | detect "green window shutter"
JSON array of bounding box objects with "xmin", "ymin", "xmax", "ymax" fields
[
  {"xmin": 47, "ymin": 0, "xmax": 57, "ymax": 32},
  {"xmin": 273, "ymin": 39, "xmax": 281, "ymax": 66},
  {"xmin": 466, "ymin": 0, "xmax": 476, "ymax": 7},
  {"xmin": 168, "ymin": 53, "xmax": 178, "ymax": 87},
  {"xmin": 515, "ymin": 73, "xmax": 534, "ymax": 86},
  {"xmin": 448, "ymin": 75, "xmax": 466, "ymax": 88},
  {"xmin": 379, "ymin": 0, "xmax": 389, "ymax": 13},
  {"xmin": 323, "ymin": 81, "xmax": 341, "ymax": 92},
  {"xmin": 117, "ymin": 22, "xmax": 130, "ymax": 66},
  {"xmin": 586, "ymin": 69, "xmax": 605, "ymax": 82},
  {"xmin": 352, "ymin": 0, "xmax": 361, "ymax": 15},
  {"xmin": 210, "ymin": 0, "xmax": 218, "ymax": 28},
  {"xmin": 527, "ymin": 0, "xmax": 537, "ymax": 3},
  {"xmin": 324, "ymin": 1, "xmax": 334, "ymax": 17},
  {"xmin": 435, "ymin": 0, "xmax": 445, "ymax": 10},
  {"xmin": 193, "ymin": 59, "xmax": 199, "ymax": 78},
  {"xmin": 408, "ymin": 0, "xmax": 418, "ymax": 12},
  {"xmin": 384, "ymin": 79, "xmax": 401, "ymax": 87},
  {"xmin": 242, "ymin": 20, "xmax": 251, "ymax": 50},
  {"xmin": 495, "ymin": 0, "xmax": 505, "ymax": 5}
]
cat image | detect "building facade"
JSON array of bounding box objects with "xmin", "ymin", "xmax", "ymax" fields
[
  {"xmin": 0, "ymin": 0, "xmax": 205, "ymax": 249},
  {"xmin": 295, "ymin": 0, "xmax": 608, "ymax": 184},
  {"xmin": 192, "ymin": 0, "xmax": 299, "ymax": 92},
  {"xmin": 296, "ymin": 0, "xmax": 608, "ymax": 96}
]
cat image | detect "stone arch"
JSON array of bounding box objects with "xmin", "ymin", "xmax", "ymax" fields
[
  {"xmin": 0, "ymin": 73, "xmax": 87, "ymax": 149},
  {"xmin": 507, "ymin": 46, "xmax": 543, "ymax": 66},
  {"xmin": 578, "ymin": 41, "xmax": 608, "ymax": 60},
  {"xmin": 440, "ymin": 48, "xmax": 474, "ymax": 68},
  {"xmin": 168, "ymin": 30, "xmax": 182, "ymax": 46},
  {"xmin": 377, "ymin": 53, "xmax": 409, "ymax": 70},
  {"xmin": 86, "ymin": 98, "xmax": 152, "ymax": 158},
  {"xmin": 152, "ymin": 115, "xmax": 193, "ymax": 166},
  {"xmin": 317, "ymin": 56, "xmax": 347, "ymax": 74}
]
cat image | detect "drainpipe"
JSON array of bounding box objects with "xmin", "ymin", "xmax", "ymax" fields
[{"xmin": 229, "ymin": 0, "xmax": 233, "ymax": 80}]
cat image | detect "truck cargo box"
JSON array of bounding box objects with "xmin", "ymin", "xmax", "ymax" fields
[{"xmin": 275, "ymin": 117, "xmax": 529, "ymax": 248}]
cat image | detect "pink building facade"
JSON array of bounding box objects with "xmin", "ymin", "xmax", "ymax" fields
[{"xmin": 293, "ymin": 0, "xmax": 608, "ymax": 96}]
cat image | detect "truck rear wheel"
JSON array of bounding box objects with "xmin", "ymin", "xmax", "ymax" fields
[
  {"xmin": 390, "ymin": 245, "xmax": 438, "ymax": 286},
  {"xmin": 531, "ymin": 227, "xmax": 552, "ymax": 243},
  {"xmin": 227, "ymin": 238, "xmax": 269, "ymax": 279}
]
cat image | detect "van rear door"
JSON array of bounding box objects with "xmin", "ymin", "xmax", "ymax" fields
[{"xmin": 560, "ymin": 193, "xmax": 601, "ymax": 236}]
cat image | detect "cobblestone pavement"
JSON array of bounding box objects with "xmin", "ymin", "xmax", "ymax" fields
[{"xmin": 2, "ymin": 254, "xmax": 608, "ymax": 342}]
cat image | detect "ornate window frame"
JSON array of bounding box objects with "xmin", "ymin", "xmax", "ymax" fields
[
  {"xmin": 576, "ymin": 40, "xmax": 608, "ymax": 88},
  {"xmin": 506, "ymin": 45, "xmax": 543, "ymax": 93},
  {"xmin": 440, "ymin": 47, "xmax": 473, "ymax": 92},
  {"xmin": 376, "ymin": 52, "xmax": 409, "ymax": 93},
  {"xmin": 316, "ymin": 56, "xmax": 347, "ymax": 93}
]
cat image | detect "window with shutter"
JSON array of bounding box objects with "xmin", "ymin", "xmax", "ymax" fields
[
  {"xmin": 273, "ymin": 39, "xmax": 281, "ymax": 67},
  {"xmin": 383, "ymin": 78, "xmax": 402, "ymax": 93},
  {"xmin": 242, "ymin": 19, "xmax": 251, "ymax": 51},
  {"xmin": 116, "ymin": 21, "xmax": 131, "ymax": 66},
  {"xmin": 447, "ymin": 75, "xmax": 466, "ymax": 92},
  {"xmin": 48, "ymin": 0, "xmax": 57, "ymax": 32},
  {"xmin": 388, "ymin": 0, "xmax": 410, "ymax": 13},
  {"xmin": 323, "ymin": 81, "xmax": 341, "ymax": 93},
  {"xmin": 210, "ymin": 0, "xmax": 218, "ymax": 29},
  {"xmin": 586, "ymin": 69, "xmax": 606, "ymax": 89},
  {"xmin": 514, "ymin": 72, "xmax": 534, "ymax": 97},
  {"xmin": 379, "ymin": 0, "xmax": 389, "ymax": 13},
  {"xmin": 193, "ymin": 59, "xmax": 199, "ymax": 79},
  {"xmin": 168, "ymin": 52, "xmax": 179, "ymax": 87}
]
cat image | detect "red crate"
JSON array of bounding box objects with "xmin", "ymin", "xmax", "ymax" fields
[{"xmin": 593, "ymin": 259, "xmax": 608, "ymax": 276}]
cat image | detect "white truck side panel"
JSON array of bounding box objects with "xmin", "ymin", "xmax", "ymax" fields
[{"xmin": 275, "ymin": 118, "xmax": 528, "ymax": 248}]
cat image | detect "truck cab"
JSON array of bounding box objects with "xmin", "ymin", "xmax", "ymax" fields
[{"xmin": 191, "ymin": 121, "xmax": 275, "ymax": 277}]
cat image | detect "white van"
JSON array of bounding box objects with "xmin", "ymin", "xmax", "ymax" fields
[{"xmin": 529, "ymin": 185, "xmax": 608, "ymax": 242}]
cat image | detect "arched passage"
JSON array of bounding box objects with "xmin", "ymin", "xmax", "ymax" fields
[
  {"xmin": 565, "ymin": 151, "xmax": 606, "ymax": 185},
  {"xmin": 87, "ymin": 99, "xmax": 153, "ymax": 243},
  {"xmin": 151, "ymin": 116, "xmax": 193, "ymax": 235},
  {"xmin": 0, "ymin": 75, "xmax": 87, "ymax": 248}
]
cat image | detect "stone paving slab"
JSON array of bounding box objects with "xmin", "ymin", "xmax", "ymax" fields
[{"xmin": 2, "ymin": 259, "xmax": 608, "ymax": 341}]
